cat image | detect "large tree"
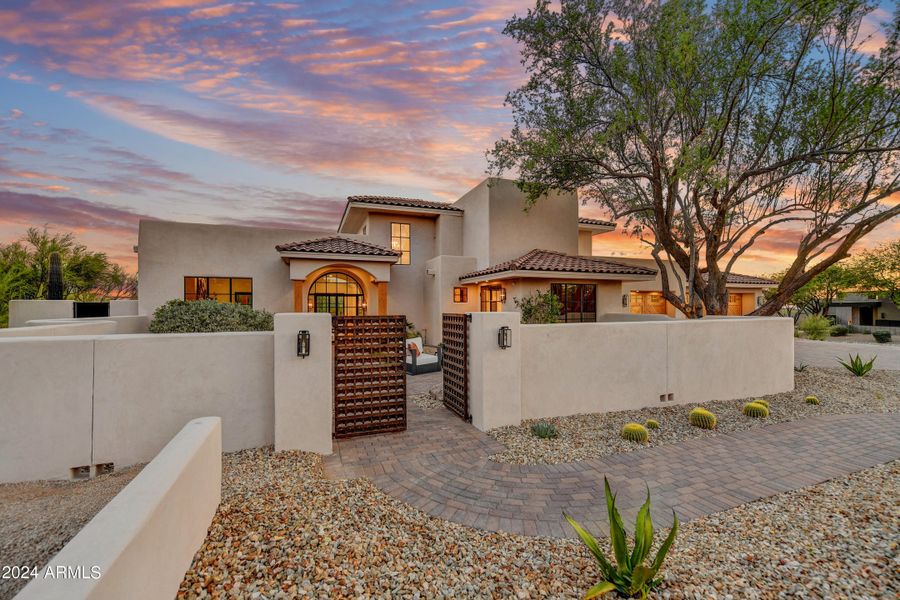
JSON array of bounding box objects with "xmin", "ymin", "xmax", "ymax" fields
[
  {"xmin": 850, "ymin": 239, "xmax": 900, "ymax": 304},
  {"xmin": 490, "ymin": 0, "xmax": 900, "ymax": 317}
]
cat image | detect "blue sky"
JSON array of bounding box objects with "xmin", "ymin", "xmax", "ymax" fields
[{"xmin": 0, "ymin": 0, "xmax": 896, "ymax": 272}]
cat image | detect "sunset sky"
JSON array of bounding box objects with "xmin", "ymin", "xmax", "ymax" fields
[{"xmin": 0, "ymin": 0, "xmax": 897, "ymax": 275}]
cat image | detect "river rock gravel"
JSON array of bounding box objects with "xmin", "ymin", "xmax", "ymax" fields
[
  {"xmin": 179, "ymin": 449, "xmax": 899, "ymax": 599},
  {"xmin": 0, "ymin": 466, "xmax": 142, "ymax": 600},
  {"xmin": 489, "ymin": 367, "xmax": 899, "ymax": 465}
]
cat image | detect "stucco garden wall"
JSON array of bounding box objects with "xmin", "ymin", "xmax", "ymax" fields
[
  {"xmin": 15, "ymin": 417, "xmax": 221, "ymax": 600},
  {"xmin": 8, "ymin": 299, "xmax": 138, "ymax": 328},
  {"xmin": 22, "ymin": 315, "xmax": 150, "ymax": 334},
  {"xmin": 467, "ymin": 313, "xmax": 794, "ymax": 429},
  {"xmin": 0, "ymin": 320, "xmax": 118, "ymax": 338}
]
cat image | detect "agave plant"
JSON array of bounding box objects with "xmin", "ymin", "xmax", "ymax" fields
[
  {"xmin": 837, "ymin": 353, "xmax": 876, "ymax": 377},
  {"xmin": 565, "ymin": 478, "xmax": 678, "ymax": 599}
]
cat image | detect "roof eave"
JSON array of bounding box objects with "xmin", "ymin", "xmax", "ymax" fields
[
  {"xmin": 278, "ymin": 250, "xmax": 400, "ymax": 263},
  {"xmin": 459, "ymin": 269, "xmax": 658, "ymax": 284},
  {"xmin": 578, "ymin": 224, "xmax": 616, "ymax": 233}
]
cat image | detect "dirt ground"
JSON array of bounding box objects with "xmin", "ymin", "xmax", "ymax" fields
[{"xmin": 0, "ymin": 466, "xmax": 141, "ymax": 600}]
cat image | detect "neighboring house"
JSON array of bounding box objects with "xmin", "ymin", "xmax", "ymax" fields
[
  {"xmin": 136, "ymin": 177, "xmax": 776, "ymax": 342},
  {"xmin": 828, "ymin": 293, "xmax": 900, "ymax": 329}
]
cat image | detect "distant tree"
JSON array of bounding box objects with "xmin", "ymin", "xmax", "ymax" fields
[
  {"xmin": 767, "ymin": 263, "xmax": 857, "ymax": 319},
  {"xmin": 490, "ymin": 0, "xmax": 900, "ymax": 317},
  {"xmin": 0, "ymin": 227, "xmax": 137, "ymax": 326},
  {"xmin": 850, "ymin": 240, "xmax": 900, "ymax": 304}
]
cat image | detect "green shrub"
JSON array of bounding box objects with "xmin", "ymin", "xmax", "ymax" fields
[
  {"xmin": 742, "ymin": 402, "xmax": 769, "ymax": 418},
  {"xmin": 645, "ymin": 419, "xmax": 660, "ymax": 430},
  {"xmin": 837, "ymin": 353, "xmax": 876, "ymax": 377},
  {"xmin": 149, "ymin": 299, "xmax": 273, "ymax": 333},
  {"xmin": 798, "ymin": 315, "xmax": 831, "ymax": 340},
  {"xmin": 830, "ymin": 325, "xmax": 849, "ymax": 336},
  {"xmin": 794, "ymin": 362, "xmax": 809, "ymax": 372},
  {"xmin": 514, "ymin": 289, "xmax": 562, "ymax": 324},
  {"xmin": 872, "ymin": 330, "xmax": 892, "ymax": 343},
  {"xmin": 530, "ymin": 421, "xmax": 558, "ymax": 439},
  {"xmin": 805, "ymin": 395, "xmax": 820, "ymax": 405},
  {"xmin": 753, "ymin": 399, "xmax": 769, "ymax": 408},
  {"xmin": 688, "ymin": 408, "xmax": 717, "ymax": 429},
  {"xmin": 621, "ymin": 423, "xmax": 649, "ymax": 443},
  {"xmin": 565, "ymin": 477, "xmax": 678, "ymax": 599}
]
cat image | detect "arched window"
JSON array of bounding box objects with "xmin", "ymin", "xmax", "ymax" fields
[{"xmin": 308, "ymin": 272, "xmax": 366, "ymax": 316}]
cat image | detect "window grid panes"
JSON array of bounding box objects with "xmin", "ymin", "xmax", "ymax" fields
[
  {"xmin": 391, "ymin": 222, "xmax": 410, "ymax": 265},
  {"xmin": 550, "ymin": 283, "xmax": 597, "ymax": 322},
  {"xmin": 480, "ymin": 286, "xmax": 504, "ymax": 312},
  {"xmin": 308, "ymin": 272, "xmax": 366, "ymax": 317},
  {"xmin": 453, "ymin": 287, "xmax": 468, "ymax": 303},
  {"xmin": 184, "ymin": 276, "xmax": 253, "ymax": 305}
]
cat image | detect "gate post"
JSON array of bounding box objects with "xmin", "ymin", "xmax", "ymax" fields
[
  {"xmin": 274, "ymin": 312, "xmax": 333, "ymax": 454},
  {"xmin": 468, "ymin": 312, "xmax": 521, "ymax": 431}
]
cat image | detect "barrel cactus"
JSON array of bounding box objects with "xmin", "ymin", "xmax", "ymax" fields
[
  {"xmin": 645, "ymin": 419, "xmax": 660, "ymax": 430},
  {"xmin": 805, "ymin": 395, "xmax": 820, "ymax": 405},
  {"xmin": 688, "ymin": 408, "xmax": 717, "ymax": 429},
  {"xmin": 742, "ymin": 402, "xmax": 769, "ymax": 418},
  {"xmin": 621, "ymin": 422, "xmax": 649, "ymax": 443},
  {"xmin": 753, "ymin": 399, "xmax": 769, "ymax": 408}
]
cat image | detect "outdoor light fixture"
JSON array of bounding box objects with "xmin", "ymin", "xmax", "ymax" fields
[
  {"xmin": 622, "ymin": 294, "xmax": 629, "ymax": 307},
  {"xmin": 498, "ymin": 325, "xmax": 511, "ymax": 349},
  {"xmin": 297, "ymin": 330, "xmax": 311, "ymax": 358}
]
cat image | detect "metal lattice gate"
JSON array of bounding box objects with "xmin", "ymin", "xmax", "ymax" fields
[
  {"xmin": 441, "ymin": 313, "xmax": 469, "ymax": 421},
  {"xmin": 333, "ymin": 315, "xmax": 407, "ymax": 438}
]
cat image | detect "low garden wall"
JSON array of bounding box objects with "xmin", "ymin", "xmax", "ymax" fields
[
  {"xmin": 8, "ymin": 299, "xmax": 138, "ymax": 328},
  {"xmin": 24, "ymin": 315, "xmax": 150, "ymax": 334},
  {"xmin": 0, "ymin": 331, "xmax": 274, "ymax": 483},
  {"xmin": 0, "ymin": 320, "xmax": 118, "ymax": 338},
  {"xmin": 15, "ymin": 417, "xmax": 221, "ymax": 600},
  {"xmin": 468, "ymin": 314, "xmax": 795, "ymax": 430}
]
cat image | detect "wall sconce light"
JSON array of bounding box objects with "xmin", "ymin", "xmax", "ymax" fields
[
  {"xmin": 297, "ymin": 330, "xmax": 311, "ymax": 358},
  {"xmin": 622, "ymin": 294, "xmax": 629, "ymax": 307},
  {"xmin": 498, "ymin": 325, "xmax": 511, "ymax": 349}
]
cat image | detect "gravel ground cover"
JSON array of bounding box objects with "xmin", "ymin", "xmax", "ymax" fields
[
  {"xmin": 409, "ymin": 384, "xmax": 443, "ymax": 410},
  {"xmin": 179, "ymin": 448, "xmax": 898, "ymax": 599},
  {"xmin": 822, "ymin": 332, "xmax": 898, "ymax": 346},
  {"xmin": 489, "ymin": 367, "xmax": 899, "ymax": 465},
  {"xmin": 0, "ymin": 466, "xmax": 142, "ymax": 600}
]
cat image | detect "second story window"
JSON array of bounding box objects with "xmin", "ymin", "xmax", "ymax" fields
[{"xmin": 391, "ymin": 222, "xmax": 410, "ymax": 265}]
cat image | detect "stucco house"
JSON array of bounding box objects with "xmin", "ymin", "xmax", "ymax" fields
[{"xmin": 137, "ymin": 178, "xmax": 775, "ymax": 342}]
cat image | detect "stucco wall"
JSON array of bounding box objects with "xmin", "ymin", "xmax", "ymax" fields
[
  {"xmin": 578, "ymin": 231, "xmax": 594, "ymax": 255},
  {"xmin": 23, "ymin": 315, "xmax": 150, "ymax": 334},
  {"xmin": 435, "ymin": 213, "xmax": 464, "ymax": 256},
  {"xmin": 92, "ymin": 332, "xmax": 274, "ymax": 468},
  {"xmin": 0, "ymin": 331, "xmax": 274, "ymax": 483},
  {"xmin": 454, "ymin": 180, "xmax": 491, "ymax": 269},
  {"xmin": 0, "ymin": 337, "xmax": 94, "ymax": 482},
  {"xmin": 0, "ymin": 320, "xmax": 118, "ymax": 338},
  {"xmin": 8, "ymin": 299, "xmax": 73, "ymax": 327},
  {"xmin": 15, "ymin": 417, "xmax": 221, "ymax": 600},
  {"xmin": 137, "ymin": 220, "xmax": 334, "ymax": 317},
  {"xmin": 503, "ymin": 278, "xmax": 624, "ymax": 317},
  {"xmin": 423, "ymin": 255, "xmax": 478, "ymax": 344}
]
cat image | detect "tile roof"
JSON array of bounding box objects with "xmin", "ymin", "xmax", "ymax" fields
[
  {"xmin": 459, "ymin": 249, "xmax": 658, "ymax": 280},
  {"xmin": 578, "ymin": 217, "xmax": 616, "ymax": 228},
  {"xmin": 275, "ymin": 236, "xmax": 400, "ymax": 257},
  {"xmin": 723, "ymin": 272, "xmax": 777, "ymax": 286},
  {"xmin": 347, "ymin": 195, "xmax": 462, "ymax": 212}
]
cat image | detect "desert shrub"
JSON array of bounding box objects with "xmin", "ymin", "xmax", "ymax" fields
[
  {"xmin": 830, "ymin": 325, "xmax": 849, "ymax": 336},
  {"xmin": 805, "ymin": 395, "xmax": 820, "ymax": 405},
  {"xmin": 872, "ymin": 330, "xmax": 892, "ymax": 343},
  {"xmin": 742, "ymin": 402, "xmax": 769, "ymax": 418},
  {"xmin": 149, "ymin": 299, "xmax": 273, "ymax": 333},
  {"xmin": 798, "ymin": 314, "xmax": 831, "ymax": 340},
  {"xmin": 688, "ymin": 408, "xmax": 717, "ymax": 429},
  {"xmin": 620, "ymin": 423, "xmax": 649, "ymax": 443},
  {"xmin": 837, "ymin": 353, "xmax": 876, "ymax": 376},
  {"xmin": 794, "ymin": 362, "xmax": 809, "ymax": 372},
  {"xmin": 645, "ymin": 419, "xmax": 660, "ymax": 430},
  {"xmin": 514, "ymin": 289, "xmax": 562, "ymax": 324},
  {"xmin": 530, "ymin": 421, "xmax": 558, "ymax": 439},
  {"xmin": 565, "ymin": 477, "xmax": 678, "ymax": 599}
]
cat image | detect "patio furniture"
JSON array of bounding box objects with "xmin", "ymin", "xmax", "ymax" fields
[{"xmin": 405, "ymin": 336, "xmax": 441, "ymax": 375}]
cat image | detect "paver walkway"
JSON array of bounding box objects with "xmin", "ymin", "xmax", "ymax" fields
[
  {"xmin": 324, "ymin": 403, "xmax": 900, "ymax": 539},
  {"xmin": 795, "ymin": 338, "xmax": 900, "ymax": 370}
]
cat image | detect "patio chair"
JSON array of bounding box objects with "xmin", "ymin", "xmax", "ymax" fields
[{"xmin": 405, "ymin": 336, "xmax": 442, "ymax": 375}]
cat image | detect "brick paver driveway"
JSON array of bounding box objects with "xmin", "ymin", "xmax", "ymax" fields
[
  {"xmin": 324, "ymin": 399, "xmax": 900, "ymax": 539},
  {"xmin": 795, "ymin": 339, "xmax": 900, "ymax": 370}
]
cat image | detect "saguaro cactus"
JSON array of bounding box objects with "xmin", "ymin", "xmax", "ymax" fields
[{"xmin": 48, "ymin": 252, "xmax": 64, "ymax": 300}]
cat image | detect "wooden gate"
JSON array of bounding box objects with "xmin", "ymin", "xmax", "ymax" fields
[
  {"xmin": 333, "ymin": 315, "xmax": 407, "ymax": 438},
  {"xmin": 441, "ymin": 313, "xmax": 470, "ymax": 421}
]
